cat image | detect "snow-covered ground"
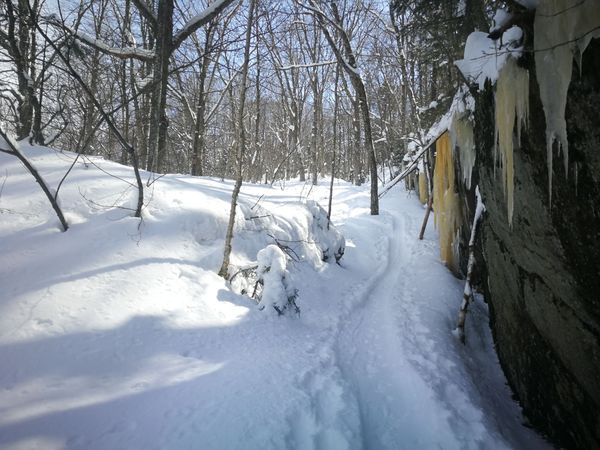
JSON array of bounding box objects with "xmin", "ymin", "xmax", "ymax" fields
[{"xmin": 0, "ymin": 145, "xmax": 550, "ymax": 450}]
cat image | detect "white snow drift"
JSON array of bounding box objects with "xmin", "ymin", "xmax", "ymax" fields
[{"xmin": 0, "ymin": 144, "xmax": 549, "ymax": 449}]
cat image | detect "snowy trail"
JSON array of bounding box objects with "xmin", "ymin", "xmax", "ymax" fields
[
  {"xmin": 284, "ymin": 186, "xmax": 550, "ymax": 450},
  {"xmin": 283, "ymin": 213, "xmax": 394, "ymax": 450},
  {"xmin": 335, "ymin": 210, "xmax": 421, "ymax": 449},
  {"xmin": 0, "ymin": 148, "xmax": 550, "ymax": 450},
  {"xmin": 333, "ymin": 205, "xmax": 467, "ymax": 449}
]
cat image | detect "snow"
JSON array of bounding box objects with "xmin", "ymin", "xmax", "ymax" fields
[
  {"xmin": 472, "ymin": 186, "xmax": 486, "ymax": 240},
  {"xmin": 255, "ymin": 244, "xmax": 294, "ymax": 313},
  {"xmin": 455, "ymin": 26, "xmax": 523, "ymax": 90},
  {"xmin": 72, "ymin": 30, "xmax": 154, "ymax": 61},
  {"xmin": 0, "ymin": 145, "xmax": 550, "ymax": 449},
  {"xmin": 417, "ymin": 100, "xmax": 438, "ymax": 113},
  {"xmin": 0, "ymin": 129, "xmax": 21, "ymax": 151},
  {"xmin": 490, "ymin": 9, "xmax": 511, "ymax": 34},
  {"xmin": 305, "ymin": 200, "xmax": 345, "ymax": 263},
  {"xmin": 424, "ymin": 86, "xmax": 474, "ymax": 146}
]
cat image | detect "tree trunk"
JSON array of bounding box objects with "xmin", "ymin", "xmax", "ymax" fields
[
  {"xmin": 253, "ymin": 29, "xmax": 262, "ymax": 183},
  {"xmin": 2, "ymin": 0, "xmax": 41, "ymax": 142},
  {"xmin": 0, "ymin": 128, "xmax": 68, "ymax": 231},
  {"xmin": 308, "ymin": 0, "xmax": 378, "ymax": 213},
  {"xmin": 353, "ymin": 79, "xmax": 378, "ymax": 215},
  {"xmin": 219, "ymin": 0, "xmax": 256, "ymax": 279},
  {"xmin": 328, "ymin": 66, "xmax": 340, "ymax": 226},
  {"xmin": 310, "ymin": 81, "xmax": 319, "ymax": 185},
  {"xmin": 191, "ymin": 27, "xmax": 213, "ymax": 176},
  {"xmin": 147, "ymin": 0, "xmax": 173, "ymax": 173}
]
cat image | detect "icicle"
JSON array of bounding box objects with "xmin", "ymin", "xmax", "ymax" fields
[
  {"xmin": 433, "ymin": 132, "xmax": 462, "ymax": 272},
  {"xmin": 495, "ymin": 57, "xmax": 529, "ymax": 225},
  {"xmin": 450, "ymin": 113, "xmax": 476, "ymax": 189},
  {"xmin": 418, "ymin": 164, "xmax": 428, "ymax": 204},
  {"xmin": 534, "ymin": 0, "xmax": 600, "ymax": 202}
]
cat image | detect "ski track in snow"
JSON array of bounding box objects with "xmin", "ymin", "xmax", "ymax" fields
[
  {"xmin": 283, "ymin": 192, "xmax": 550, "ymax": 450},
  {"xmin": 0, "ymin": 147, "xmax": 551, "ymax": 450}
]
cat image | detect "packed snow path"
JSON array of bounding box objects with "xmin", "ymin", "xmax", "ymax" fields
[
  {"xmin": 0, "ymin": 148, "xmax": 550, "ymax": 449},
  {"xmin": 285, "ymin": 192, "xmax": 548, "ymax": 450}
]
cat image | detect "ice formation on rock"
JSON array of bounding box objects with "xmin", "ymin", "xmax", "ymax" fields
[
  {"xmin": 495, "ymin": 57, "xmax": 529, "ymax": 225},
  {"xmin": 450, "ymin": 113, "xmax": 476, "ymax": 190},
  {"xmin": 433, "ymin": 132, "xmax": 462, "ymax": 272},
  {"xmin": 534, "ymin": 0, "xmax": 600, "ymax": 201}
]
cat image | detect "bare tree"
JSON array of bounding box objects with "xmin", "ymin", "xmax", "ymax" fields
[
  {"xmin": 34, "ymin": 16, "xmax": 145, "ymax": 217},
  {"xmin": 301, "ymin": 0, "xmax": 379, "ymax": 215},
  {"xmin": 263, "ymin": 4, "xmax": 309, "ymax": 182},
  {"xmin": 219, "ymin": 0, "xmax": 257, "ymax": 278},
  {"xmin": 0, "ymin": 127, "xmax": 69, "ymax": 231},
  {"xmin": 0, "ymin": 0, "xmax": 45, "ymax": 142},
  {"xmin": 50, "ymin": 0, "xmax": 237, "ymax": 172}
]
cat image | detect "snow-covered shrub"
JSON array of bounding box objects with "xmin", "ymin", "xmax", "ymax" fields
[
  {"xmin": 305, "ymin": 200, "xmax": 345, "ymax": 263},
  {"xmin": 255, "ymin": 244, "xmax": 299, "ymax": 315}
]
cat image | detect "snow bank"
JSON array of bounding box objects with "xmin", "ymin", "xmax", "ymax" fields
[{"xmin": 0, "ymin": 145, "xmax": 548, "ymax": 450}]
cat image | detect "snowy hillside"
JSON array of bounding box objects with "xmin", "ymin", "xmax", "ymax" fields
[{"xmin": 0, "ymin": 145, "xmax": 549, "ymax": 449}]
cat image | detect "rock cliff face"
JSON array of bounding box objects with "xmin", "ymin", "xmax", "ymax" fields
[{"xmin": 472, "ymin": 41, "xmax": 600, "ymax": 449}]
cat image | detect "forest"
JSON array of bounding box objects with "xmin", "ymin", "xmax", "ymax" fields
[
  {"xmin": 0, "ymin": 0, "xmax": 483, "ymax": 195},
  {"xmin": 1, "ymin": 0, "xmax": 599, "ymax": 449}
]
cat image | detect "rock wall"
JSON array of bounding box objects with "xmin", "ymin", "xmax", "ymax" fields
[{"xmin": 472, "ymin": 41, "xmax": 600, "ymax": 449}]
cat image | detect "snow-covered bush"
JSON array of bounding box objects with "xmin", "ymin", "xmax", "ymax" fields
[
  {"xmin": 229, "ymin": 200, "xmax": 345, "ymax": 303},
  {"xmin": 255, "ymin": 244, "xmax": 299, "ymax": 315},
  {"xmin": 305, "ymin": 200, "xmax": 345, "ymax": 263}
]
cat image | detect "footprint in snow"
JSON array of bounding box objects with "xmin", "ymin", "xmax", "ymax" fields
[
  {"xmin": 34, "ymin": 318, "xmax": 53, "ymax": 327},
  {"xmin": 131, "ymin": 381, "xmax": 150, "ymax": 391},
  {"xmin": 179, "ymin": 349, "xmax": 200, "ymax": 359}
]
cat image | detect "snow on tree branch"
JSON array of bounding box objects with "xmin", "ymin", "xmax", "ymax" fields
[
  {"xmin": 45, "ymin": 16, "xmax": 155, "ymax": 62},
  {"xmin": 172, "ymin": 0, "xmax": 238, "ymax": 51},
  {"xmin": 74, "ymin": 30, "xmax": 155, "ymax": 61},
  {"xmin": 276, "ymin": 60, "xmax": 338, "ymax": 71}
]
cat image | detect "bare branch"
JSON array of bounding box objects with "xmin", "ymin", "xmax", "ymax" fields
[{"xmin": 131, "ymin": 0, "xmax": 158, "ymax": 30}]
